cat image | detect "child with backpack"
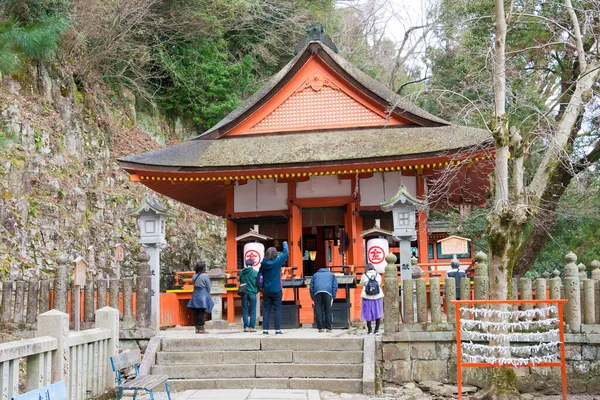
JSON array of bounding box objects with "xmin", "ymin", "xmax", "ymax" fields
[{"xmin": 360, "ymin": 263, "xmax": 384, "ymax": 335}]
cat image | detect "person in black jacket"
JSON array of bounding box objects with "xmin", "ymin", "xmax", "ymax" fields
[
  {"xmin": 446, "ymin": 259, "xmax": 467, "ymax": 299},
  {"xmin": 310, "ymin": 266, "xmax": 338, "ymax": 332}
]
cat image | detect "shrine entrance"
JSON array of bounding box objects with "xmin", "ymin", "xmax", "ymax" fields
[{"xmin": 301, "ymin": 207, "xmax": 346, "ymax": 276}]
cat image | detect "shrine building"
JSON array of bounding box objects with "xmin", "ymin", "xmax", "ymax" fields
[{"xmin": 118, "ymin": 28, "xmax": 494, "ymax": 325}]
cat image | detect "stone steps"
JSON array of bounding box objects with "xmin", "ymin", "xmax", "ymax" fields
[{"xmin": 151, "ymin": 336, "xmax": 369, "ymax": 393}]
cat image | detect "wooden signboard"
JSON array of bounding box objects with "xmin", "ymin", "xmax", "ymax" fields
[
  {"xmin": 114, "ymin": 243, "xmax": 125, "ymax": 262},
  {"xmin": 73, "ymin": 257, "xmax": 87, "ymax": 287},
  {"xmin": 438, "ymin": 235, "xmax": 471, "ymax": 256}
]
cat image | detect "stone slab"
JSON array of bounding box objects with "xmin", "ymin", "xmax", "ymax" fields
[
  {"xmin": 152, "ymin": 364, "xmax": 255, "ymax": 379},
  {"xmin": 260, "ymin": 338, "xmax": 363, "ymax": 351},
  {"xmin": 292, "ymin": 351, "xmax": 362, "ymax": 364},
  {"xmin": 382, "ymin": 343, "xmax": 409, "ymax": 360},
  {"xmin": 256, "ymin": 363, "xmax": 362, "ymax": 379},
  {"xmin": 410, "ymin": 342, "xmax": 437, "ymax": 360},
  {"xmin": 161, "ymin": 337, "xmax": 262, "ymax": 352},
  {"xmin": 168, "ymin": 379, "xmax": 289, "ymax": 392},
  {"xmin": 362, "ymin": 334, "xmax": 375, "ymax": 395},
  {"xmin": 412, "ymin": 360, "xmax": 447, "ymax": 383},
  {"xmin": 157, "ymin": 350, "xmax": 293, "ymax": 365},
  {"xmin": 385, "ymin": 331, "xmax": 455, "ymax": 342},
  {"xmin": 288, "ymin": 378, "xmax": 362, "ymax": 393}
]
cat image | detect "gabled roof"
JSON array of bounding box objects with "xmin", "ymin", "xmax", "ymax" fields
[{"xmin": 195, "ymin": 41, "xmax": 450, "ymax": 140}]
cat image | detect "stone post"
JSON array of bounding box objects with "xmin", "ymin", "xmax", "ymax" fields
[
  {"xmin": 53, "ymin": 254, "xmax": 69, "ymax": 313},
  {"xmin": 459, "ymin": 277, "xmax": 470, "ymax": 320},
  {"xmin": 430, "ymin": 277, "xmax": 442, "ymax": 323},
  {"xmin": 549, "ymin": 270, "xmax": 561, "ymax": 319},
  {"xmin": 39, "ymin": 280, "xmax": 51, "ymax": 314},
  {"xmin": 383, "ymin": 253, "xmax": 400, "ymax": 333},
  {"xmin": 206, "ymin": 268, "xmax": 228, "ymax": 329},
  {"xmin": 535, "ymin": 275, "xmax": 547, "ymax": 319},
  {"xmin": 13, "ymin": 281, "xmax": 26, "ymax": 324},
  {"xmin": 26, "ymin": 281, "xmax": 39, "ymax": 324},
  {"xmin": 578, "ymin": 263, "xmax": 587, "ymax": 323},
  {"xmin": 592, "ymin": 260, "xmax": 600, "ymax": 324},
  {"xmin": 84, "ymin": 278, "xmax": 95, "ymax": 326},
  {"xmin": 402, "ymin": 279, "xmax": 414, "ymax": 323},
  {"xmin": 95, "ymin": 307, "xmax": 119, "ymax": 391},
  {"xmin": 143, "ymin": 245, "xmax": 163, "ymax": 333},
  {"xmin": 445, "ymin": 277, "xmax": 456, "ymax": 323},
  {"xmin": 109, "ymin": 278, "xmax": 120, "ymax": 312},
  {"xmin": 564, "ymin": 251, "xmax": 581, "ymax": 332},
  {"xmin": 122, "ymin": 278, "xmax": 135, "ymax": 329},
  {"xmin": 97, "ymin": 275, "xmax": 108, "ymax": 309},
  {"xmin": 0, "ymin": 281, "xmax": 13, "ymax": 323},
  {"xmin": 583, "ymin": 279, "xmax": 596, "ymax": 324},
  {"xmin": 136, "ymin": 251, "xmax": 152, "ymax": 329},
  {"xmin": 416, "ymin": 277, "xmax": 427, "ymax": 323},
  {"xmin": 473, "ymin": 252, "xmax": 489, "ymax": 319},
  {"xmin": 36, "ymin": 310, "xmax": 69, "ymax": 387},
  {"xmin": 578, "ymin": 263, "xmax": 587, "ymax": 284},
  {"xmin": 519, "ymin": 278, "xmax": 533, "ymax": 320},
  {"xmin": 591, "ymin": 260, "xmax": 600, "ymax": 282}
]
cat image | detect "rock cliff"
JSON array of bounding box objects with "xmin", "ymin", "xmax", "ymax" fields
[{"xmin": 0, "ymin": 62, "xmax": 226, "ymax": 282}]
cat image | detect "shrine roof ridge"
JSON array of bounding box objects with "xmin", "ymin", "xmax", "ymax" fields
[{"xmin": 118, "ymin": 125, "xmax": 492, "ymax": 170}]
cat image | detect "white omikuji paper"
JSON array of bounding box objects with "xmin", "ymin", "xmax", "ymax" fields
[{"xmin": 458, "ymin": 305, "xmax": 562, "ymax": 367}]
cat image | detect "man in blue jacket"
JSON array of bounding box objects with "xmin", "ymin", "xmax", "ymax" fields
[
  {"xmin": 260, "ymin": 241, "xmax": 289, "ymax": 334},
  {"xmin": 310, "ymin": 266, "xmax": 338, "ymax": 332}
]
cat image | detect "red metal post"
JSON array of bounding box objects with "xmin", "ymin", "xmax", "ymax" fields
[
  {"xmin": 558, "ymin": 303, "xmax": 567, "ymax": 400},
  {"xmin": 455, "ymin": 300, "xmax": 463, "ymax": 400}
]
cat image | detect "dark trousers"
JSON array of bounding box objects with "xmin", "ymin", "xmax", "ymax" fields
[
  {"xmin": 193, "ymin": 308, "xmax": 206, "ymax": 327},
  {"xmin": 314, "ymin": 292, "xmax": 333, "ymax": 330},
  {"xmin": 262, "ymin": 291, "xmax": 282, "ymax": 331}
]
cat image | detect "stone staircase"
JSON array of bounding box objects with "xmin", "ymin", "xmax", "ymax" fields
[{"xmin": 150, "ymin": 335, "xmax": 374, "ymax": 394}]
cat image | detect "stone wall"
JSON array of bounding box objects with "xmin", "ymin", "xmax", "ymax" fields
[
  {"xmin": 378, "ymin": 327, "xmax": 600, "ymax": 395},
  {"xmin": 0, "ymin": 62, "xmax": 226, "ymax": 282}
]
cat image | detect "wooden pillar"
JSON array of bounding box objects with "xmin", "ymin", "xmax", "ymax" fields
[
  {"xmin": 345, "ymin": 200, "xmax": 361, "ymax": 269},
  {"xmin": 355, "ymin": 211, "xmax": 364, "ymax": 269},
  {"xmin": 288, "ymin": 182, "xmax": 303, "ymax": 274},
  {"xmin": 226, "ymin": 186, "xmax": 238, "ymax": 270},
  {"xmin": 416, "ymin": 173, "xmax": 428, "ymax": 265},
  {"xmin": 289, "ymin": 204, "xmax": 303, "ymax": 273}
]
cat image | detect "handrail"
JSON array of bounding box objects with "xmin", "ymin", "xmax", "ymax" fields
[{"xmin": 0, "ymin": 337, "xmax": 57, "ymax": 362}]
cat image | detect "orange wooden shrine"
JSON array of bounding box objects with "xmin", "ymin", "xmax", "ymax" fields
[{"xmin": 119, "ymin": 28, "xmax": 493, "ymax": 326}]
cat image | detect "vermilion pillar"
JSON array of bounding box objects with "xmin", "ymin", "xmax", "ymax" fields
[
  {"xmin": 416, "ymin": 174, "xmax": 428, "ymax": 265},
  {"xmin": 225, "ymin": 187, "xmax": 237, "ymax": 270},
  {"xmin": 288, "ymin": 183, "xmax": 303, "ymax": 275}
]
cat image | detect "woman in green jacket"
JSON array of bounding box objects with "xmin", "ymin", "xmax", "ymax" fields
[{"xmin": 239, "ymin": 258, "xmax": 259, "ymax": 332}]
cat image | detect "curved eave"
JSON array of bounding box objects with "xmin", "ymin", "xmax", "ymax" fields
[{"xmin": 120, "ymin": 145, "xmax": 494, "ymax": 216}]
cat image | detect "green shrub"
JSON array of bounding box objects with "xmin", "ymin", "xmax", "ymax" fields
[
  {"xmin": 3, "ymin": 0, "xmax": 71, "ymax": 23},
  {"xmin": 0, "ymin": 16, "xmax": 68, "ymax": 74}
]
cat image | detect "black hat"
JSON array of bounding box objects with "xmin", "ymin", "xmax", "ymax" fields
[{"xmin": 245, "ymin": 258, "xmax": 255, "ymax": 266}]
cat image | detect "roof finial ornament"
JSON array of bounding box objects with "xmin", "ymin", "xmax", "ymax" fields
[{"xmin": 294, "ymin": 24, "xmax": 338, "ymax": 55}]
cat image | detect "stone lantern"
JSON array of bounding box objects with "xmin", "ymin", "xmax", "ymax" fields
[
  {"xmin": 206, "ymin": 268, "xmax": 228, "ymax": 329},
  {"xmin": 129, "ymin": 193, "xmax": 178, "ymax": 333},
  {"xmin": 380, "ymin": 184, "xmax": 426, "ymax": 282}
]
